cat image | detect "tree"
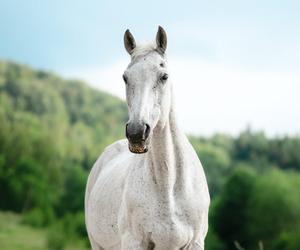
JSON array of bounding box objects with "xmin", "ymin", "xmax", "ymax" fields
[
  {"xmin": 211, "ymin": 167, "xmax": 256, "ymax": 250},
  {"xmin": 246, "ymin": 169, "xmax": 300, "ymax": 250}
]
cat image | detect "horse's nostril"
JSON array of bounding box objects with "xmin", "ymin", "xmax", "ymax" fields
[
  {"xmin": 145, "ymin": 124, "xmax": 150, "ymax": 139},
  {"xmin": 125, "ymin": 123, "xmax": 129, "ymax": 139}
]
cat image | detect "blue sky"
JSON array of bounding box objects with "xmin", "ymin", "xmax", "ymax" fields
[{"xmin": 1, "ymin": 0, "xmax": 300, "ymax": 136}]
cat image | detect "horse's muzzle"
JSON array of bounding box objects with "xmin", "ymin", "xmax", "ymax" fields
[{"xmin": 126, "ymin": 122, "xmax": 150, "ymax": 154}]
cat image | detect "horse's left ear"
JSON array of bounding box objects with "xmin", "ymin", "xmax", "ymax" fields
[{"xmin": 156, "ymin": 26, "xmax": 167, "ymax": 54}]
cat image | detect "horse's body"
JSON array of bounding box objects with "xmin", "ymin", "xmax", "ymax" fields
[{"xmin": 85, "ymin": 27, "xmax": 210, "ymax": 250}]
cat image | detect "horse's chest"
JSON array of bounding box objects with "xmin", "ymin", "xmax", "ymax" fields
[
  {"xmin": 128, "ymin": 204, "xmax": 188, "ymax": 246},
  {"xmin": 125, "ymin": 183, "xmax": 204, "ymax": 247}
]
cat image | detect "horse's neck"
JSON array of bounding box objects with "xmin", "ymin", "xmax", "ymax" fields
[{"xmin": 147, "ymin": 104, "xmax": 188, "ymax": 196}]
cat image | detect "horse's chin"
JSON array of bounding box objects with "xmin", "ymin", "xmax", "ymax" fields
[{"xmin": 128, "ymin": 142, "xmax": 148, "ymax": 154}]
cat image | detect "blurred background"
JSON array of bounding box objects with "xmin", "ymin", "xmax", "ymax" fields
[{"xmin": 0, "ymin": 1, "xmax": 299, "ymax": 250}]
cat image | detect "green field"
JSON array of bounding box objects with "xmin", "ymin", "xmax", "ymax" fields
[
  {"xmin": 0, "ymin": 212, "xmax": 47, "ymax": 250},
  {"xmin": 0, "ymin": 212, "xmax": 88, "ymax": 250}
]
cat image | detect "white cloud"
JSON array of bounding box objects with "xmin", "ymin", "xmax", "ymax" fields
[
  {"xmin": 64, "ymin": 61, "xmax": 128, "ymax": 99},
  {"xmin": 62, "ymin": 57, "xmax": 300, "ymax": 137}
]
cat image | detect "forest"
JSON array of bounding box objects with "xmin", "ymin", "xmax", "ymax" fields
[{"xmin": 0, "ymin": 61, "xmax": 299, "ymax": 250}]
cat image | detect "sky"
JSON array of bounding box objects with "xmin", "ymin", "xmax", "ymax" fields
[{"xmin": 1, "ymin": 0, "xmax": 300, "ymax": 136}]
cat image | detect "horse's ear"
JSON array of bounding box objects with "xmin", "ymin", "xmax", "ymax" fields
[
  {"xmin": 156, "ymin": 26, "xmax": 167, "ymax": 54},
  {"xmin": 124, "ymin": 29, "xmax": 136, "ymax": 55}
]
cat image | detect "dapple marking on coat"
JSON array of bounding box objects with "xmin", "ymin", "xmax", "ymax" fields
[{"xmin": 85, "ymin": 26, "xmax": 210, "ymax": 250}]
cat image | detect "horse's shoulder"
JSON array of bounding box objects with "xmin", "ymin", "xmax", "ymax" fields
[
  {"xmin": 92, "ymin": 139, "xmax": 128, "ymax": 171},
  {"xmin": 85, "ymin": 139, "xmax": 128, "ymax": 199},
  {"xmin": 103, "ymin": 139, "xmax": 128, "ymax": 157}
]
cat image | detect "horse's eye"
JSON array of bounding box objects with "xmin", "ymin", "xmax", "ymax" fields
[
  {"xmin": 160, "ymin": 73, "xmax": 168, "ymax": 81},
  {"xmin": 123, "ymin": 74, "xmax": 128, "ymax": 84}
]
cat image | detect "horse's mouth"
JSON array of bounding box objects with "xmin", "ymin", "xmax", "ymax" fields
[{"xmin": 128, "ymin": 141, "xmax": 148, "ymax": 154}]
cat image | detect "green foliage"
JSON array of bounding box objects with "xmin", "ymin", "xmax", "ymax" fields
[
  {"xmin": 269, "ymin": 137, "xmax": 300, "ymax": 170},
  {"xmin": 47, "ymin": 212, "xmax": 87, "ymax": 250},
  {"xmin": 60, "ymin": 212, "xmax": 87, "ymax": 239},
  {"xmin": 205, "ymin": 228, "xmax": 226, "ymax": 250},
  {"xmin": 274, "ymin": 227, "xmax": 300, "ymax": 250},
  {"xmin": 0, "ymin": 61, "xmax": 127, "ymax": 248},
  {"xmin": 211, "ymin": 167, "xmax": 256, "ymax": 249},
  {"xmin": 190, "ymin": 136, "xmax": 232, "ymax": 197},
  {"xmin": 47, "ymin": 222, "xmax": 68, "ymax": 250},
  {"xmin": 0, "ymin": 61, "xmax": 127, "ymax": 218},
  {"xmin": 246, "ymin": 170, "xmax": 300, "ymax": 250},
  {"xmin": 234, "ymin": 129, "xmax": 300, "ymax": 171},
  {"xmin": 23, "ymin": 208, "xmax": 53, "ymax": 228},
  {"xmin": 58, "ymin": 166, "xmax": 88, "ymax": 215},
  {"xmin": 210, "ymin": 167, "xmax": 300, "ymax": 250},
  {"xmin": 1, "ymin": 61, "xmax": 300, "ymax": 250}
]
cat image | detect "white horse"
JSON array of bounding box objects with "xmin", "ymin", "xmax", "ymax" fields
[{"xmin": 85, "ymin": 26, "xmax": 210, "ymax": 250}]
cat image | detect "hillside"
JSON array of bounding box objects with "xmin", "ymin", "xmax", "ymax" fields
[
  {"xmin": 0, "ymin": 61, "xmax": 300, "ymax": 250},
  {"xmin": 0, "ymin": 61, "xmax": 129, "ymax": 249},
  {"xmin": 0, "ymin": 61, "xmax": 128, "ymax": 166}
]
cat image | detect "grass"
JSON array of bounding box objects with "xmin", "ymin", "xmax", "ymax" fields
[
  {"xmin": 0, "ymin": 212, "xmax": 46, "ymax": 250},
  {"xmin": 0, "ymin": 212, "xmax": 88, "ymax": 250}
]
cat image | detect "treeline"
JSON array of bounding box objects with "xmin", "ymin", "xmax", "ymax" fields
[
  {"xmin": 0, "ymin": 61, "xmax": 127, "ymax": 249},
  {"xmin": 0, "ymin": 61, "xmax": 299, "ymax": 250},
  {"xmin": 191, "ymin": 133, "xmax": 300, "ymax": 250},
  {"xmin": 191, "ymin": 131, "xmax": 300, "ymax": 197}
]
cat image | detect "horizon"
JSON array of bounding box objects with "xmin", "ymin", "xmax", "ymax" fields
[
  {"xmin": 1, "ymin": 0, "xmax": 299, "ymax": 136},
  {"xmin": 1, "ymin": 59, "xmax": 297, "ymax": 139}
]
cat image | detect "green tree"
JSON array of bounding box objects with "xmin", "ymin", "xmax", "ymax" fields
[
  {"xmin": 191, "ymin": 137, "xmax": 232, "ymax": 197},
  {"xmin": 246, "ymin": 169, "xmax": 300, "ymax": 250},
  {"xmin": 211, "ymin": 167, "xmax": 256, "ymax": 250}
]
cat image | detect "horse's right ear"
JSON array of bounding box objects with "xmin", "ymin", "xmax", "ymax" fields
[{"xmin": 124, "ymin": 29, "xmax": 136, "ymax": 55}]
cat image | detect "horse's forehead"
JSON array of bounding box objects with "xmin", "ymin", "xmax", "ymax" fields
[{"xmin": 128, "ymin": 52, "xmax": 163, "ymax": 71}]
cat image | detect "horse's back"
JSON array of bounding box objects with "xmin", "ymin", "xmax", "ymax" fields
[{"xmin": 85, "ymin": 139, "xmax": 131, "ymax": 249}]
